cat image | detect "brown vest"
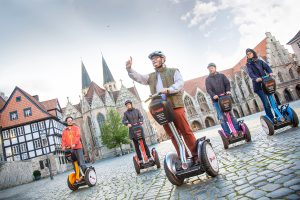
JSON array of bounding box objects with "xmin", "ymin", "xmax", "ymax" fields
[{"xmin": 148, "ymin": 67, "xmax": 184, "ymax": 108}]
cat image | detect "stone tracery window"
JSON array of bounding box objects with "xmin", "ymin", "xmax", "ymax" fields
[
  {"xmin": 278, "ymin": 72, "xmax": 283, "ymax": 82},
  {"xmin": 289, "ymin": 68, "xmax": 295, "ymax": 79},
  {"xmin": 97, "ymin": 113, "xmax": 105, "ymax": 129},
  {"xmin": 184, "ymin": 96, "xmax": 197, "ymax": 116},
  {"xmin": 197, "ymin": 92, "xmax": 209, "ymax": 113}
]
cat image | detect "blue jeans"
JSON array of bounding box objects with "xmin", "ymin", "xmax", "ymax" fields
[
  {"xmin": 213, "ymin": 102, "xmax": 240, "ymax": 134},
  {"xmin": 256, "ymin": 90, "xmax": 274, "ymax": 120}
]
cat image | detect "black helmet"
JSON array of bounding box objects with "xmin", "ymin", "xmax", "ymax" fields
[
  {"xmin": 125, "ymin": 100, "xmax": 132, "ymax": 105},
  {"xmin": 148, "ymin": 51, "xmax": 166, "ymax": 59}
]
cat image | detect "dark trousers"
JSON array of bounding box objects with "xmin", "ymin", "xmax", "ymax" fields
[
  {"xmin": 73, "ymin": 149, "xmax": 87, "ymax": 172},
  {"xmin": 256, "ymin": 90, "xmax": 274, "ymax": 120},
  {"xmin": 132, "ymin": 138, "xmax": 151, "ymax": 161}
]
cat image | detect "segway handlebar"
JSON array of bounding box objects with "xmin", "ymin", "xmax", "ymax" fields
[
  {"xmin": 262, "ymin": 75, "xmax": 270, "ymax": 79},
  {"xmin": 132, "ymin": 122, "xmax": 143, "ymax": 127},
  {"xmin": 218, "ymin": 93, "xmax": 231, "ymax": 97},
  {"xmin": 145, "ymin": 92, "xmax": 162, "ymax": 103}
]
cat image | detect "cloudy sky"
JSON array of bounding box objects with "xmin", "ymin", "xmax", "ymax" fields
[{"xmin": 0, "ymin": 0, "xmax": 299, "ymax": 107}]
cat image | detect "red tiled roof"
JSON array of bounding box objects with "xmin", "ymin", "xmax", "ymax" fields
[
  {"xmin": 0, "ymin": 87, "xmax": 52, "ymax": 129},
  {"xmin": 0, "ymin": 96, "xmax": 5, "ymax": 110},
  {"xmin": 40, "ymin": 99, "xmax": 58, "ymax": 111},
  {"xmin": 85, "ymin": 81, "xmax": 106, "ymax": 103},
  {"xmin": 17, "ymin": 87, "xmax": 49, "ymax": 113},
  {"xmin": 287, "ymin": 30, "xmax": 300, "ymax": 45},
  {"xmin": 184, "ymin": 38, "xmax": 267, "ymax": 96},
  {"xmin": 183, "ymin": 75, "xmax": 208, "ymax": 96}
]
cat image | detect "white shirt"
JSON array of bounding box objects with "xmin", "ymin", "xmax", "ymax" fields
[{"xmin": 127, "ymin": 67, "xmax": 184, "ymax": 100}]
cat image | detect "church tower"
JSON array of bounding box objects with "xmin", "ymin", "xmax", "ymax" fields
[
  {"xmin": 102, "ymin": 55, "xmax": 117, "ymax": 92},
  {"xmin": 81, "ymin": 61, "xmax": 92, "ymax": 95}
]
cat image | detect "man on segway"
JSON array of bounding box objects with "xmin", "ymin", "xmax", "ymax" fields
[
  {"xmin": 245, "ymin": 48, "xmax": 277, "ymax": 123},
  {"xmin": 122, "ymin": 100, "xmax": 153, "ymax": 163},
  {"xmin": 61, "ymin": 116, "xmax": 87, "ymax": 177},
  {"xmin": 125, "ymin": 51, "xmax": 198, "ymax": 162},
  {"xmin": 205, "ymin": 62, "xmax": 241, "ymax": 135}
]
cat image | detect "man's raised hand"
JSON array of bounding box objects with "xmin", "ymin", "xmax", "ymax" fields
[{"xmin": 126, "ymin": 56, "xmax": 132, "ymax": 69}]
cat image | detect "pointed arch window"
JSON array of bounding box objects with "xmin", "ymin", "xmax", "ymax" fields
[
  {"xmin": 97, "ymin": 113, "xmax": 105, "ymax": 129},
  {"xmin": 278, "ymin": 72, "xmax": 283, "ymax": 82},
  {"xmin": 197, "ymin": 92, "xmax": 209, "ymax": 113},
  {"xmin": 289, "ymin": 68, "xmax": 295, "ymax": 79},
  {"xmin": 184, "ymin": 96, "xmax": 197, "ymax": 116}
]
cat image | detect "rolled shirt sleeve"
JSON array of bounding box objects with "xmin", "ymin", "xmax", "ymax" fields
[
  {"xmin": 167, "ymin": 70, "xmax": 184, "ymax": 94},
  {"xmin": 127, "ymin": 68, "xmax": 149, "ymax": 85}
]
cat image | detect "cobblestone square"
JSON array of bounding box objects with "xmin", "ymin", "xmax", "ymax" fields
[{"xmin": 0, "ymin": 101, "xmax": 299, "ymax": 200}]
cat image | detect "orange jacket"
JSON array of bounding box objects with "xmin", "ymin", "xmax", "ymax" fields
[{"xmin": 61, "ymin": 125, "xmax": 83, "ymax": 149}]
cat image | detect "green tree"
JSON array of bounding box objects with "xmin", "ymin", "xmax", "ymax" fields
[{"xmin": 100, "ymin": 109, "xmax": 130, "ymax": 155}]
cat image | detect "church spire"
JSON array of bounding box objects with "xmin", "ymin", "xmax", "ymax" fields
[
  {"xmin": 102, "ymin": 54, "xmax": 117, "ymax": 91},
  {"xmin": 81, "ymin": 61, "xmax": 92, "ymax": 94}
]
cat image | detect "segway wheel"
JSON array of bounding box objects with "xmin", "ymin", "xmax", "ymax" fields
[
  {"xmin": 164, "ymin": 157, "xmax": 184, "ymax": 186},
  {"xmin": 133, "ymin": 157, "xmax": 140, "ymax": 174},
  {"xmin": 153, "ymin": 149, "xmax": 161, "ymax": 169},
  {"xmin": 67, "ymin": 174, "xmax": 78, "ymax": 191},
  {"xmin": 242, "ymin": 123, "xmax": 251, "ymax": 142},
  {"xmin": 218, "ymin": 130, "xmax": 229, "ymax": 149},
  {"xmin": 201, "ymin": 141, "xmax": 219, "ymax": 177},
  {"xmin": 85, "ymin": 168, "xmax": 97, "ymax": 187},
  {"xmin": 290, "ymin": 108, "xmax": 299, "ymax": 127},
  {"xmin": 260, "ymin": 116, "xmax": 274, "ymax": 135}
]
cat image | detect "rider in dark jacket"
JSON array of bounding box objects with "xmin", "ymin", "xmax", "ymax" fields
[
  {"xmin": 206, "ymin": 66, "xmax": 231, "ymax": 102},
  {"xmin": 246, "ymin": 48, "xmax": 276, "ymax": 123},
  {"xmin": 205, "ymin": 63, "xmax": 240, "ymax": 134},
  {"xmin": 122, "ymin": 100, "xmax": 152, "ymax": 163}
]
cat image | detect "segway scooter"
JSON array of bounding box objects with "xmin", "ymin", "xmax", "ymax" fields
[
  {"xmin": 147, "ymin": 93, "xmax": 219, "ymax": 186},
  {"xmin": 260, "ymin": 75, "xmax": 299, "ymax": 135},
  {"xmin": 65, "ymin": 148, "xmax": 97, "ymax": 191},
  {"xmin": 132, "ymin": 123, "xmax": 160, "ymax": 174},
  {"xmin": 217, "ymin": 94, "xmax": 251, "ymax": 149}
]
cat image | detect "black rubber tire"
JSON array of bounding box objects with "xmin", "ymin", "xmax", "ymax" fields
[
  {"xmin": 133, "ymin": 157, "xmax": 140, "ymax": 174},
  {"xmin": 67, "ymin": 177, "xmax": 78, "ymax": 191},
  {"xmin": 84, "ymin": 168, "xmax": 97, "ymax": 187},
  {"xmin": 260, "ymin": 116, "xmax": 275, "ymax": 135},
  {"xmin": 218, "ymin": 130, "xmax": 229, "ymax": 149},
  {"xmin": 164, "ymin": 158, "xmax": 184, "ymax": 186},
  {"xmin": 153, "ymin": 150, "xmax": 161, "ymax": 169},
  {"xmin": 201, "ymin": 141, "xmax": 219, "ymax": 177},
  {"xmin": 290, "ymin": 108, "xmax": 299, "ymax": 127},
  {"xmin": 243, "ymin": 123, "xmax": 251, "ymax": 142}
]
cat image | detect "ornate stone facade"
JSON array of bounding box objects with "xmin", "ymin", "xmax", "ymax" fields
[
  {"xmin": 62, "ymin": 57, "xmax": 156, "ymax": 162},
  {"xmin": 181, "ymin": 32, "xmax": 300, "ymax": 132}
]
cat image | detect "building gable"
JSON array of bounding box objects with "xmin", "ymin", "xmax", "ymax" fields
[{"xmin": 0, "ymin": 87, "xmax": 50, "ymax": 129}]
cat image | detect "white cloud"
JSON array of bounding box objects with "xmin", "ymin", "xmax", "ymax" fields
[
  {"xmin": 169, "ymin": 0, "xmax": 188, "ymax": 4},
  {"xmin": 181, "ymin": 1, "xmax": 220, "ymax": 29},
  {"xmin": 181, "ymin": 0, "xmax": 300, "ymax": 67}
]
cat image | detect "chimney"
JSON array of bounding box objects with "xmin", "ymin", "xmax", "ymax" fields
[{"xmin": 32, "ymin": 95, "xmax": 39, "ymax": 102}]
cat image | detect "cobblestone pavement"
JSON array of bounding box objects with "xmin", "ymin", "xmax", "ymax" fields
[{"xmin": 0, "ymin": 101, "xmax": 299, "ymax": 200}]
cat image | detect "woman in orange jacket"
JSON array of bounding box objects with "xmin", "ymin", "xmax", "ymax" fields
[{"xmin": 61, "ymin": 116, "xmax": 86, "ymax": 172}]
